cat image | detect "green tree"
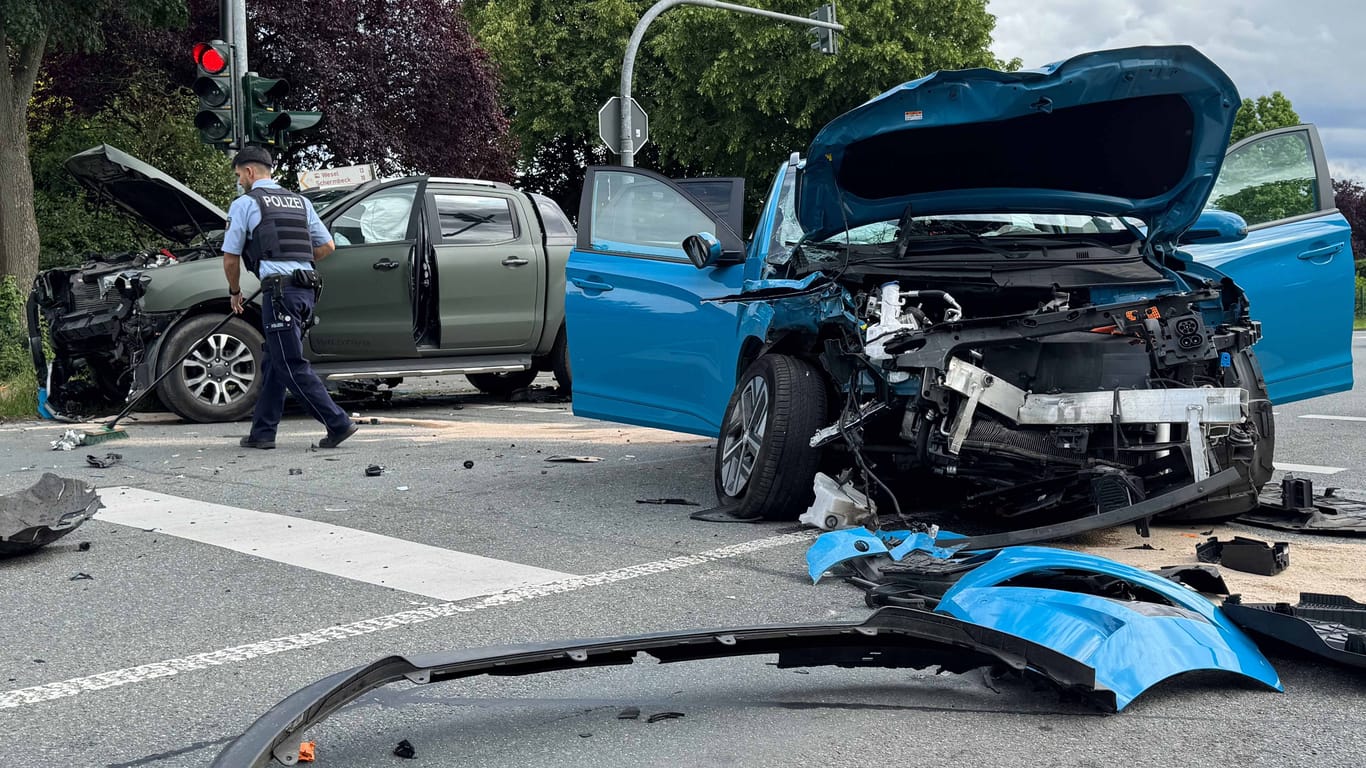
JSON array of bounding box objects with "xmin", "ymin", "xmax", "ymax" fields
[
  {"xmin": 1228, "ymin": 91, "xmax": 1300, "ymax": 145},
  {"xmin": 0, "ymin": 0, "xmax": 184, "ymax": 289},
  {"xmin": 466, "ymin": 0, "xmax": 1014, "ymax": 222},
  {"xmin": 27, "ymin": 73, "xmax": 235, "ymax": 270}
]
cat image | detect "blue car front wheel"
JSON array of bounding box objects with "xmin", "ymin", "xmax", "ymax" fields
[{"xmin": 714, "ymin": 354, "xmax": 829, "ymax": 520}]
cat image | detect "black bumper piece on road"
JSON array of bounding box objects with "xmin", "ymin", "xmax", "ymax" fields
[
  {"xmin": 1222, "ymin": 593, "xmax": 1366, "ymax": 669},
  {"xmin": 212, "ymin": 607, "xmax": 1112, "ymax": 767}
]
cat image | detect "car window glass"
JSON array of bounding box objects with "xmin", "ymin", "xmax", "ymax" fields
[
  {"xmin": 590, "ymin": 172, "xmax": 714, "ymax": 258},
  {"xmin": 331, "ymin": 185, "xmax": 416, "ymax": 246},
  {"xmin": 1208, "ymin": 131, "xmax": 1319, "ymax": 226},
  {"xmin": 434, "ymin": 194, "xmax": 518, "ymax": 244},
  {"xmin": 531, "ymin": 193, "xmax": 575, "ymax": 237}
]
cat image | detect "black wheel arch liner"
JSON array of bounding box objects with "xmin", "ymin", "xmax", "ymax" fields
[{"xmin": 212, "ymin": 607, "xmax": 1112, "ymax": 767}]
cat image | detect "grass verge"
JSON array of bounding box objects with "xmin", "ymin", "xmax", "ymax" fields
[
  {"xmin": 1356, "ymin": 316, "xmax": 1366, "ymax": 331},
  {"xmin": 0, "ymin": 372, "xmax": 39, "ymax": 421}
]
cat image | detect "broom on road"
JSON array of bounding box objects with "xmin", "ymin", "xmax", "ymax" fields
[{"xmin": 83, "ymin": 288, "xmax": 263, "ymax": 445}]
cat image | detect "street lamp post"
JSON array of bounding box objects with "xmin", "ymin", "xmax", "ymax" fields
[{"xmin": 618, "ymin": 1, "xmax": 843, "ymax": 167}]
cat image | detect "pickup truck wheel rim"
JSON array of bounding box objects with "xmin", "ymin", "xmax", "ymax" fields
[
  {"xmin": 180, "ymin": 333, "xmax": 256, "ymax": 407},
  {"xmin": 720, "ymin": 376, "xmax": 769, "ymax": 496}
]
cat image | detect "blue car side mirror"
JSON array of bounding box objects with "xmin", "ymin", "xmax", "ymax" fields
[
  {"xmin": 683, "ymin": 232, "xmax": 724, "ymax": 269},
  {"xmin": 1180, "ymin": 209, "xmax": 1248, "ymax": 245}
]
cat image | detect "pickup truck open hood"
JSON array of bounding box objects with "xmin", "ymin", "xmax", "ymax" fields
[
  {"xmin": 798, "ymin": 45, "xmax": 1240, "ymax": 248},
  {"xmin": 65, "ymin": 144, "xmax": 228, "ymax": 244}
]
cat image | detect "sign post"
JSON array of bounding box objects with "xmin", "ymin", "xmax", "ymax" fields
[{"xmin": 297, "ymin": 164, "xmax": 377, "ymax": 190}]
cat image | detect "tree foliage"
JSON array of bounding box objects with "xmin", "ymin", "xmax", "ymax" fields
[
  {"xmin": 1, "ymin": 0, "xmax": 186, "ymax": 287},
  {"xmin": 43, "ymin": 0, "xmax": 515, "ymax": 182},
  {"xmin": 1229, "ymin": 91, "xmax": 1300, "ymax": 145},
  {"xmin": 466, "ymin": 0, "xmax": 1014, "ymax": 223},
  {"xmin": 1334, "ymin": 178, "xmax": 1366, "ymax": 279}
]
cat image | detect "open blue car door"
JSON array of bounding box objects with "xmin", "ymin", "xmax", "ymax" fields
[
  {"xmin": 1185, "ymin": 124, "xmax": 1355, "ymax": 404},
  {"xmin": 566, "ymin": 167, "xmax": 748, "ymax": 436}
]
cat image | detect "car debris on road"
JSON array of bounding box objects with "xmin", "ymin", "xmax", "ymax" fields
[
  {"xmin": 1196, "ymin": 535, "xmax": 1290, "ymax": 576},
  {"xmin": 85, "ymin": 453, "xmax": 122, "ymax": 468},
  {"xmin": 0, "ymin": 474, "xmax": 104, "ymax": 558},
  {"xmin": 1238, "ymin": 476, "xmax": 1366, "ymax": 535}
]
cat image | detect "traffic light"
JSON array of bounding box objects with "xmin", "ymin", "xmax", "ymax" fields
[
  {"xmin": 808, "ymin": 4, "xmax": 838, "ymax": 55},
  {"xmin": 192, "ymin": 41, "xmax": 234, "ymax": 146},
  {"xmin": 242, "ymin": 74, "xmax": 324, "ymax": 148}
]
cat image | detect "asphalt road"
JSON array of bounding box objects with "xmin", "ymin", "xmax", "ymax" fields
[{"xmin": 2, "ymin": 337, "xmax": 1365, "ymax": 768}]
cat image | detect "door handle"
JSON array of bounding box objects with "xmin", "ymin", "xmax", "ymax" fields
[
  {"xmin": 570, "ymin": 277, "xmax": 614, "ymax": 293},
  {"xmin": 1298, "ymin": 244, "xmax": 1342, "ymax": 261},
  {"xmin": 501, "ymin": 257, "xmax": 530, "ymax": 267},
  {"xmin": 373, "ymin": 259, "xmax": 401, "ymax": 271}
]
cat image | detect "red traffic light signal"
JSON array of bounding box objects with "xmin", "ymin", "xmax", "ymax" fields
[{"xmin": 193, "ymin": 42, "xmax": 229, "ymax": 75}]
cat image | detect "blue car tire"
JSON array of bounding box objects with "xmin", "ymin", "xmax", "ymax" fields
[{"xmin": 714, "ymin": 354, "xmax": 828, "ymax": 520}]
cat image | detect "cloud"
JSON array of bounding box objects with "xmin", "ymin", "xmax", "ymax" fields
[{"xmin": 989, "ymin": 0, "xmax": 1366, "ymax": 180}]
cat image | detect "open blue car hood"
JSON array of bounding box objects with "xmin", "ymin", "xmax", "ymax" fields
[{"xmin": 798, "ymin": 45, "xmax": 1240, "ymax": 247}]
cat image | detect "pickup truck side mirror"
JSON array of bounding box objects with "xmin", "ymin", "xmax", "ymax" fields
[
  {"xmin": 1179, "ymin": 209, "xmax": 1248, "ymax": 246},
  {"xmin": 683, "ymin": 232, "xmax": 724, "ymax": 269}
]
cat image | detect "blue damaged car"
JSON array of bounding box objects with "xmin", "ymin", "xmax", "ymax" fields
[{"xmin": 564, "ymin": 46, "xmax": 1355, "ymax": 524}]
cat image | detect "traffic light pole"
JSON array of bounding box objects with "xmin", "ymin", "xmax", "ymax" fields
[
  {"xmin": 618, "ymin": 0, "xmax": 843, "ymax": 167},
  {"xmin": 227, "ymin": 0, "xmax": 249, "ymax": 152}
]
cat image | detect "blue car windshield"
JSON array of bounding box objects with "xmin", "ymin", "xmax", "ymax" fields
[{"xmin": 829, "ymin": 213, "xmax": 1130, "ymax": 246}]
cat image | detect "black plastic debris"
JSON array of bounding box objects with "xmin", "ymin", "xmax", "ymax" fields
[
  {"xmin": 69, "ymin": 572, "xmax": 94, "ymax": 581},
  {"xmin": 616, "ymin": 707, "xmax": 640, "ymax": 720},
  {"xmin": 463, "ymin": 460, "xmax": 475, "ymax": 469},
  {"xmin": 364, "ymin": 465, "xmax": 385, "ymax": 477},
  {"xmin": 646, "ymin": 712, "xmax": 685, "ymax": 723},
  {"xmin": 85, "ymin": 453, "xmax": 122, "ymax": 469},
  {"xmin": 1239, "ymin": 476, "xmax": 1366, "ymax": 535},
  {"xmin": 636, "ymin": 498, "xmax": 700, "ymax": 506},
  {"xmin": 1197, "ymin": 536, "xmax": 1289, "ymax": 576},
  {"xmin": 0, "ymin": 474, "xmax": 104, "ymax": 558},
  {"xmin": 545, "ymin": 455, "xmax": 603, "ymax": 463},
  {"xmin": 393, "ymin": 739, "xmax": 416, "ymax": 759},
  {"xmin": 1151, "ymin": 564, "xmax": 1229, "ymax": 595},
  {"xmin": 1125, "ymin": 543, "xmax": 1160, "ymax": 551},
  {"xmin": 1223, "ymin": 593, "xmax": 1366, "ymax": 669},
  {"xmin": 78, "ymin": 541, "xmax": 91, "ymax": 551},
  {"xmin": 288, "ymin": 468, "xmax": 303, "ymax": 476}
]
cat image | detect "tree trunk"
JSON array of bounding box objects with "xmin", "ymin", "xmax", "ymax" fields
[{"xmin": 0, "ymin": 30, "xmax": 48, "ymax": 289}]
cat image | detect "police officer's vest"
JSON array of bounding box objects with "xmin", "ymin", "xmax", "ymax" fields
[{"xmin": 243, "ymin": 187, "xmax": 315, "ymax": 276}]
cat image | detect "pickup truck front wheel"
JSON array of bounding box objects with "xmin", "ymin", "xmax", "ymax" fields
[
  {"xmin": 714, "ymin": 355, "xmax": 828, "ymax": 520},
  {"xmin": 156, "ymin": 314, "xmax": 264, "ymax": 423}
]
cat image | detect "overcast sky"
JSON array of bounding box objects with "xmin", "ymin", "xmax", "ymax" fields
[{"xmin": 988, "ymin": 0, "xmax": 1366, "ymax": 182}]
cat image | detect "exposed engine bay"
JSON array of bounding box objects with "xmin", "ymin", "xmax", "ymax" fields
[
  {"xmin": 29, "ymin": 244, "xmax": 224, "ymax": 418},
  {"xmin": 762, "ymin": 230, "xmax": 1272, "ymax": 528}
]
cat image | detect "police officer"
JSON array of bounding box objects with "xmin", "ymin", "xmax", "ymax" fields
[{"xmin": 222, "ymin": 145, "xmax": 357, "ymax": 449}]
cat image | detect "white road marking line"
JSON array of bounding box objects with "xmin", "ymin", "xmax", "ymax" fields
[
  {"xmin": 0, "ymin": 530, "xmax": 813, "ymax": 710},
  {"xmin": 95, "ymin": 488, "xmax": 572, "ymax": 601},
  {"xmin": 1275, "ymin": 462, "xmax": 1346, "ymax": 475},
  {"xmin": 1298, "ymin": 414, "xmax": 1366, "ymax": 423}
]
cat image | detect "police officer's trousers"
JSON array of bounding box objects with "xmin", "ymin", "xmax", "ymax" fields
[{"xmin": 247, "ymin": 281, "xmax": 352, "ymax": 440}]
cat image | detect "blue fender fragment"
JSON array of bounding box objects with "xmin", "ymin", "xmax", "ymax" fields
[
  {"xmin": 936, "ymin": 546, "xmax": 1283, "ymax": 711},
  {"xmin": 806, "ymin": 528, "xmax": 962, "ymax": 583}
]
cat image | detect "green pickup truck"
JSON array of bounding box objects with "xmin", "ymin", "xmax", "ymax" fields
[{"xmin": 29, "ymin": 145, "xmax": 574, "ymax": 423}]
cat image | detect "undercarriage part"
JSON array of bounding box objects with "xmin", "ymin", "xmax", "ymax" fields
[
  {"xmin": 939, "ymin": 467, "xmax": 1241, "ymax": 551},
  {"xmin": 1222, "ymin": 593, "xmax": 1366, "ymax": 669},
  {"xmin": 810, "ymin": 401, "xmax": 888, "ymax": 448},
  {"xmin": 1237, "ymin": 476, "xmax": 1366, "ymax": 535},
  {"xmin": 0, "ymin": 474, "xmax": 104, "ymax": 557},
  {"xmin": 213, "ymin": 607, "xmax": 1111, "ymax": 766},
  {"xmin": 1196, "ymin": 536, "xmax": 1290, "ymax": 576}
]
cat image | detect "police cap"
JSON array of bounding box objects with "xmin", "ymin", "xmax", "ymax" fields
[{"xmin": 232, "ymin": 145, "xmax": 275, "ymax": 169}]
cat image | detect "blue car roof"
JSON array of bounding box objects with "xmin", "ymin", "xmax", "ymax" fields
[{"xmin": 798, "ymin": 45, "xmax": 1240, "ymax": 248}]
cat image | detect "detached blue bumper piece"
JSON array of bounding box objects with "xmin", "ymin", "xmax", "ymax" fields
[
  {"xmin": 806, "ymin": 528, "xmax": 961, "ymax": 583},
  {"xmin": 936, "ymin": 547, "xmax": 1283, "ymax": 711}
]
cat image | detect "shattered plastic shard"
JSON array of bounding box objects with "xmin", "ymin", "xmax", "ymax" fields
[{"xmin": 0, "ymin": 474, "xmax": 104, "ymax": 557}]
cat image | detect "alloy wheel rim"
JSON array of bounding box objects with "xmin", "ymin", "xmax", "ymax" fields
[
  {"xmin": 181, "ymin": 333, "xmax": 256, "ymax": 406},
  {"xmin": 720, "ymin": 375, "xmax": 770, "ymax": 497}
]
